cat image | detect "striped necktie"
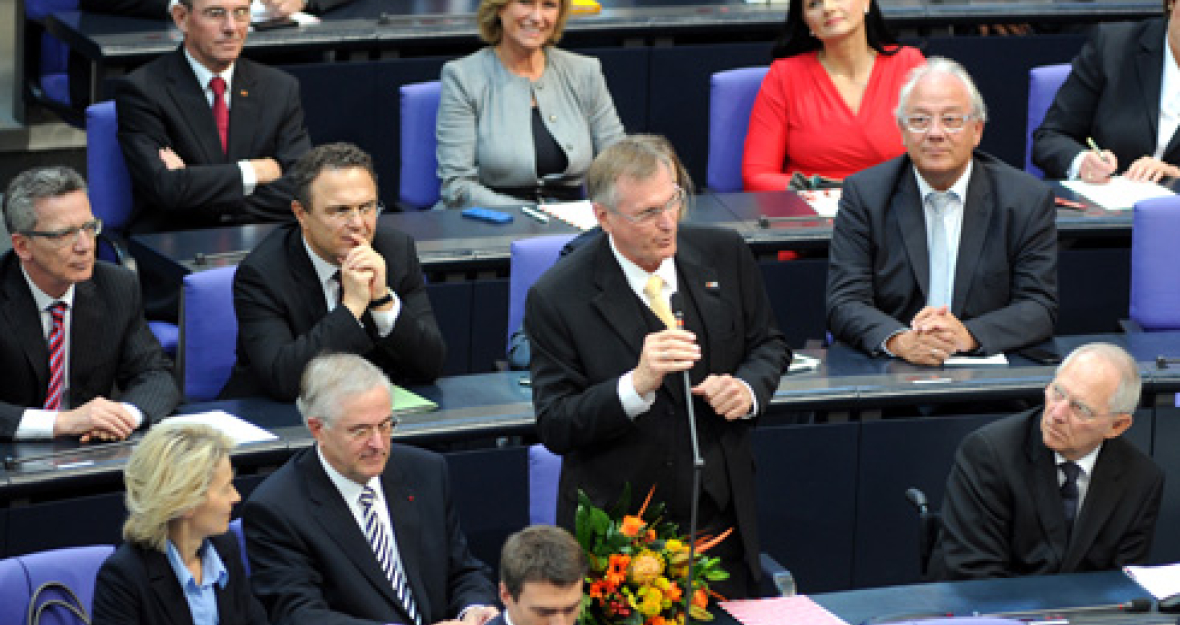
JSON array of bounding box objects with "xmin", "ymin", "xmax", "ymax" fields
[
  {"xmin": 359, "ymin": 486, "xmax": 421, "ymax": 625},
  {"xmin": 44, "ymin": 302, "xmax": 68, "ymax": 410}
]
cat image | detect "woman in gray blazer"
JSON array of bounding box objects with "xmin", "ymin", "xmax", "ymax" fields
[{"xmin": 435, "ymin": 0, "xmax": 625, "ymax": 209}]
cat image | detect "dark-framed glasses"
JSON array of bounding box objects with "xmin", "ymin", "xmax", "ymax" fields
[
  {"xmin": 902, "ymin": 114, "xmax": 974, "ymax": 134},
  {"xmin": 612, "ymin": 186, "xmax": 685, "ymax": 225},
  {"xmin": 18, "ymin": 219, "xmax": 103, "ymax": 247}
]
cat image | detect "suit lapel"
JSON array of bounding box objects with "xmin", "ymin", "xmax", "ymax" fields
[
  {"xmin": 1136, "ymin": 21, "xmax": 1166, "ymax": 157},
  {"xmin": 1024, "ymin": 418, "xmax": 1070, "ymax": 567},
  {"xmin": 675, "ymin": 236, "xmax": 718, "ymax": 386},
  {"xmin": 590, "ymin": 240, "xmax": 648, "ymax": 364},
  {"xmin": 284, "ymin": 227, "xmax": 332, "ymax": 323},
  {"xmin": 299, "ymin": 449, "xmax": 403, "ymax": 610},
  {"xmin": 227, "ymin": 60, "xmax": 260, "ymax": 161},
  {"xmin": 144, "ymin": 547, "xmax": 197, "ymax": 625},
  {"xmin": 951, "ymin": 159, "xmax": 993, "ymax": 315},
  {"xmin": 165, "ymin": 49, "xmax": 226, "ymax": 164},
  {"xmin": 1064, "ymin": 442, "xmax": 1124, "ymax": 569},
  {"xmin": 69, "ymin": 280, "xmax": 102, "ymax": 401},
  {"xmin": 0, "ymin": 261, "xmax": 51, "ymax": 394},
  {"xmin": 383, "ymin": 456, "xmax": 429, "ymax": 622},
  {"xmin": 891, "ymin": 170, "xmax": 930, "ymax": 300}
]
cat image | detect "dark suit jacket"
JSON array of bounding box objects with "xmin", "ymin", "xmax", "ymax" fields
[
  {"xmin": 1033, "ymin": 18, "xmax": 1180, "ymax": 179},
  {"xmin": 81, "ymin": 0, "xmax": 355, "ymax": 18},
  {"xmin": 242, "ymin": 444, "xmax": 496, "ymax": 625},
  {"xmin": 930, "ymin": 408, "xmax": 1164, "ymax": 580},
  {"xmin": 220, "ymin": 222, "xmax": 445, "ymax": 401},
  {"xmin": 827, "ymin": 151, "xmax": 1058, "ymax": 356},
  {"xmin": 115, "ymin": 47, "xmax": 311, "ymax": 233},
  {"xmin": 92, "ymin": 533, "xmax": 267, "ymax": 625},
  {"xmin": 0, "ymin": 252, "xmax": 179, "ymax": 439},
  {"xmin": 525, "ymin": 224, "xmax": 791, "ymax": 581}
]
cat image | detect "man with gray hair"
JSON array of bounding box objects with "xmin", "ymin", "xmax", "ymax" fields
[
  {"xmin": 930, "ymin": 342, "xmax": 1164, "ymax": 580},
  {"xmin": 827, "ymin": 56, "xmax": 1058, "ymax": 366},
  {"xmin": 526, "ymin": 134, "xmax": 791, "ymax": 598},
  {"xmin": 0, "ymin": 166, "xmax": 178, "ymax": 441},
  {"xmin": 242, "ymin": 352, "xmax": 497, "ymax": 625}
]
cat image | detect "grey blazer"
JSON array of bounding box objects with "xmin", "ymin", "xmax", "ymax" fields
[{"xmin": 436, "ymin": 47, "xmax": 624, "ymax": 209}]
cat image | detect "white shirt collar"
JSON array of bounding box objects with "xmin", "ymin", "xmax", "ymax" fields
[
  {"xmin": 1055, "ymin": 442, "xmax": 1101, "ymax": 479},
  {"xmin": 302, "ymin": 235, "xmax": 340, "ymax": 290},
  {"xmin": 606, "ymin": 236, "xmax": 679, "ymax": 303},
  {"xmin": 316, "ymin": 444, "xmax": 384, "ymax": 509},
  {"xmin": 183, "ymin": 46, "xmax": 236, "ymax": 104},
  {"xmin": 20, "ymin": 264, "xmax": 76, "ymax": 311},
  {"xmin": 913, "ymin": 159, "xmax": 973, "ymax": 203}
]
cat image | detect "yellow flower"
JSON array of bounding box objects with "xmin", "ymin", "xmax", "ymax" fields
[
  {"xmin": 628, "ymin": 549, "xmax": 666, "ymax": 586},
  {"xmin": 638, "ymin": 586, "xmax": 664, "ymax": 617}
]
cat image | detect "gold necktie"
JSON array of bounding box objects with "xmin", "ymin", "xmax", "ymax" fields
[{"xmin": 643, "ymin": 275, "xmax": 677, "ymax": 330}]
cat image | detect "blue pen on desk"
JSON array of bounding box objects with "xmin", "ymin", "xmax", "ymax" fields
[{"xmin": 521, "ymin": 206, "xmax": 549, "ymax": 224}]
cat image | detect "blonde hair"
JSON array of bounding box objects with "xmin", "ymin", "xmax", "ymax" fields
[
  {"xmin": 122, "ymin": 422, "xmax": 235, "ymax": 552},
  {"xmin": 476, "ymin": 0, "xmax": 572, "ymax": 46}
]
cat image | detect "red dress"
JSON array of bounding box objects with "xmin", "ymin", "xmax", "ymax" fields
[{"xmin": 742, "ymin": 46, "xmax": 925, "ymax": 190}]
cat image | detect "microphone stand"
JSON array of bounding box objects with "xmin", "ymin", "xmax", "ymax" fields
[{"xmin": 671, "ymin": 301, "xmax": 705, "ymax": 624}]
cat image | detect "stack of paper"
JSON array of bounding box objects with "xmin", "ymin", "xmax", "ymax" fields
[
  {"xmin": 537, "ymin": 200, "xmax": 598, "ymax": 230},
  {"xmin": 162, "ymin": 411, "xmax": 278, "ymax": 445},
  {"xmin": 1060, "ymin": 177, "xmax": 1174, "ymax": 211},
  {"xmin": 721, "ymin": 596, "xmax": 850, "ymax": 625}
]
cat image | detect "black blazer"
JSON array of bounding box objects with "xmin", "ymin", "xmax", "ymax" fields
[
  {"xmin": 242, "ymin": 445, "xmax": 496, "ymax": 625},
  {"xmin": 930, "ymin": 408, "xmax": 1164, "ymax": 580},
  {"xmin": 525, "ymin": 224, "xmax": 791, "ymax": 581},
  {"xmin": 114, "ymin": 47, "xmax": 312, "ymax": 232},
  {"xmin": 92, "ymin": 533, "xmax": 267, "ymax": 625},
  {"xmin": 220, "ymin": 222, "xmax": 445, "ymax": 401},
  {"xmin": 1033, "ymin": 18, "xmax": 1180, "ymax": 179},
  {"xmin": 0, "ymin": 252, "xmax": 179, "ymax": 438},
  {"xmin": 827, "ymin": 151, "xmax": 1059, "ymax": 356}
]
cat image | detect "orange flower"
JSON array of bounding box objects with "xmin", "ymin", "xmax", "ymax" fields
[
  {"xmin": 648, "ymin": 616, "xmax": 667, "ymax": 625},
  {"xmin": 645, "ymin": 528, "xmax": 657, "ymax": 542},
  {"xmin": 692, "ymin": 588, "xmax": 708, "ymax": 609},
  {"xmin": 621, "ymin": 515, "xmax": 645, "ymax": 537},
  {"xmin": 606, "ymin": 554, "xmax": 631, "ymax": 586},
  {"xmin": 590, "ymin": 580, "xmax": 609, "ymax": 599},
  {"xmin": 664, "ymin": 582, "xmax": 682, "ymax": 603}
]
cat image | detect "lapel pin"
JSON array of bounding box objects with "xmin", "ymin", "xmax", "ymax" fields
[
  {"xmin": 705, "ymin": 281, "xmax": 720, "ymax": 289},
  {"xmin": 240, "ymin": 90, "xmax": 248, "ymax": 97},
  {"xmin": 407, "ymin": 495, "xmax": 414, "ymax": 502}
]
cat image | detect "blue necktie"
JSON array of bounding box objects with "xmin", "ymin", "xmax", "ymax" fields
[
  {"xmin": 1060, "ymin": 461, "xmax": 1081, "ymax": 534},
  {"xmin": 926, "ymin": 191, "xmax": 955, "ymax": 308}
]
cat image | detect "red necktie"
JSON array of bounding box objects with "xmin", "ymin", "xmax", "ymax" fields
[
  {"xmin": 44, "ymin": 302, "xmax": 67, "ymax": 410},
  {"xmin": 210, "ymin": 76, "xmax": 229, "ymax": 154}
]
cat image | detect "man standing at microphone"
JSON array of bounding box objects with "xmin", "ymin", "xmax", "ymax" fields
[{"xmin": 525, "ymin": 135, "xmax": 791, "ymax": 598}]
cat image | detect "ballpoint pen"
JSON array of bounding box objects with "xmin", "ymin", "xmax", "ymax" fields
[{"xmin": 1086, "ymin": 137, "xmax": 1111, "ymax": 165}]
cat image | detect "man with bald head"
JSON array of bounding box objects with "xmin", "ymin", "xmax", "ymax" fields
[
  {"xmin": 827, "ymin": 56, "xmax": 1058, "ymax": 365},
  {"xmin": 930, "ymin": 343, "xmax": 1164, "ymax": 580}
]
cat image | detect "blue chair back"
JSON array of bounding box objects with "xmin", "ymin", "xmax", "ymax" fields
[
  {"xmin": 707, "ymin": 66, "xmax": 769, "ymax": 193},
  {"xmin": 19, "ymin": 544, "xmax": 115, "ymax": 625},
  {"xmin": 25, "ymin": 0, "xmax": 79, "ymax": 108},
  {"xmin": 399, "ymin": 80, "xmax": 442, "ymax": 210},
  {"xmin": 228, "ymin": 518, "xmax": 250, "ymax": 576},
  {"xmin": 181, "ymin": 265, "xmax": 239, "ymax": 401},
  {"xmin": 1130, "ymin": 196, "xmax": 1180, "ymax": 330},
  {"xmin": 528, "ymin": 443, "xmax": 562, "ymax": 525},
  {"xmin": 85, "ymin": 101, "xmax": 135, "ymax": 236},
  {"xmin": 507, "ymin": 234, "xmax": 576, "ymax": 353},
  {"xmin": 1025, "ymin": 63, "xmax": 1071, "ymax": 179},
  {"xmin": 0, "ymin": 553, "xmax": 32, "ymax": 625}
]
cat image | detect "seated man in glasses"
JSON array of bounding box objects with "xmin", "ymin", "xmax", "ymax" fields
[
  {"xmin": 826, "ymin": 57, "xmax": 1058, "ymax": 366},
  {"xmin": 930, "ymin": 342, "xmax": 1163, "ymax": 580},
  {"xmin": 220, "ymin": 143, "xmax": 445, "ymax": 401},
  {"xmin": 0, "ymin": 166, "xmax": 179, "ymax": 441}
]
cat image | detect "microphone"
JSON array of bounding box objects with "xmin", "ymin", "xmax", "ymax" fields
[
  {"xmin": 904, "ymin": 488, "xmax": 929, "ymax": 514},
  {"xmin": 669, "ymin": 292, "xmax": 705, "ymax": 624},
  {"xmin": 983, "ymin": 598, "xmax": 1152, "ymax": 619}
]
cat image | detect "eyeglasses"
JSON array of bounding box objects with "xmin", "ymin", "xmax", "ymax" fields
[
  {"xmin": 199, "ymin": 7, "xmax": 252, "ymax": 22},
  {"xmin": 326, "ymin": 201, "xmax": 384, "ymax": 223},
  {"xmin": 342, "ymin": 415, "xmax": 399, "ymax": 442},
  {"xmin": 901, "ymin": 114, "xmax": 975, "ymax": 134},
  {"xmin": 18, "ymin": 219, "xmax": 103, "ymax": 247},
  {"xmin": 610, "ymin": 186, "xmax": 685, "ymax": 225},
  {"xmin": 1047, "ymin": 381, "xmax": 1105, "ymax": 422}
]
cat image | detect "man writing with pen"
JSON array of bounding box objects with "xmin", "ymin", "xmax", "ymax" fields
[
  {"xmin": 220, "ymin": 143, "xmax": 447, "ymax": 401},
  {"xmin": 827, "ymin": 57, "xmax": 1059, "ymax": 366}
]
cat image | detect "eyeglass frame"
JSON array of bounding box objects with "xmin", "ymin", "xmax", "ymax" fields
[
  {"xmin": 339, "ymin": 414, "xmax": 400, "ymax": 443},
  {"xmin": 607, "ymin": 185, "xmax": 686, "ymax": 225},
  {"xmin": 17, "ymin": 219, "xmax": 104, "ymax": 247},
  {"xmin": 323, "ymin": 200, "xmax": 385, "ymax": 223},
  {"xmin": 197, "ymin": 6, "xmax": 252, "ymax": 22},
  {"xmin": 900, "ymin": 113, "xmax": 977, "ymax": 134},
  {"xmin": 1046, "ymin": 381, "xmax": 1110, "ymax": 422}
]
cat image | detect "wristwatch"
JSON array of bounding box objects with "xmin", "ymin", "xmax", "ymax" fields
[{"xmin": 368, "ymin": 292, "xmax": 394, "ymax": 309}]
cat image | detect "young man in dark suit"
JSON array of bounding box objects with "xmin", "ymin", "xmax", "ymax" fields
[
  {"xmin": 930, "ymin": 343, "xmax": 1164, "ymax": 579},
  {"xmin": 242, "ymin": 353, "xmax": 498, "ymax": 625},
  {"xmin": 114, "ymin": 0, "xmax": 312, "ymax": 233},
  {"xmin": 0, "ymin": 166, "xmax": 179, "ymax": 441},
  {"xmin": 491, "ymin": 525, "xmax": 586, "ymax": 625},
  {"xmin": 827, "ymin": 56, "xmax": 1058, "ymax": 366},
  {"xmin": 525, "ymin": 135, "xmax": 791, "ymax": 598},
  {"xmin": 220, "ymin": 142, "xmax": 445, "ymax": 401}
]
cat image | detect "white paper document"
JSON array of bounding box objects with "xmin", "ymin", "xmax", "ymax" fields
[
  {"xmin": 162, "ymin": 411, "xmax": 279, "ymax": 445},
  {"xmin": 1125, "ymin": 562, "xmax": 1180, "ymax": 600},
  {"xmin": 798, "ymin": 189, "xmax": 841, "ymax": 218},
  {"xmin": 944, "ymin": 353, "xmax": 1009, "ymax": 366},
  {"xmin": 1060, "ymin": 177, "xmax": 1174, "ymax": 211},
  {"xmin": 537, "ymin": 200, "xmax": 597, "ymax": 231}
]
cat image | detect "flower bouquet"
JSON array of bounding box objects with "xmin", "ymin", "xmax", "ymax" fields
[{"xmin": 575, "ymin": 485, "xmax": 730, "ymax": 625}]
